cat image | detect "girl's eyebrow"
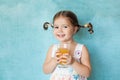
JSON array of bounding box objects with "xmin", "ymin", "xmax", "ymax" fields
[
  {"xmin": 62, "ymin": 24, "xmax": 71, "ymax": 27},
  {"xmin": 53, "ymin": 23, "xmax": 71, "ymax": 26}
]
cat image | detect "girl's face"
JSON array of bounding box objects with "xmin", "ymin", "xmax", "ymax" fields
[{"xmin": 53, "ymin": 16, "xmax": 78, "ymax": 43}]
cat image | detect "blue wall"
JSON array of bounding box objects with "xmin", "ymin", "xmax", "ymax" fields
[{"xmin": 0, "ymin": 0, "xmax": 120, "ymax": 80}]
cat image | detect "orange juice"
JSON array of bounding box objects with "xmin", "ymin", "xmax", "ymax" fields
[
  {"xmin": 59, "ymin": 48, "xmax": 69, "ymax": 54},
  {"xmin": 58, "ymin": 48, "xmax": 69, "ymax": 65}
]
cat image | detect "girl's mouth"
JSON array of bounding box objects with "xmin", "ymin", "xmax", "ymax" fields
[{"xmin": 57, "ymin": 33, "xmax": 65, "ymax": 38}]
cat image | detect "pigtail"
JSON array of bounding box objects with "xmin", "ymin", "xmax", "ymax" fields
[
  {"xmin": 80, "ymin": 23, "xmax": 94, "ymax": 34},
  {"xmin": 43, "ymin": 22, "xmax": 53, "ymax": 30}
]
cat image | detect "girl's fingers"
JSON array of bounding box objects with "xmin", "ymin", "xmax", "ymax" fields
[
  {"xmin": 56, "ymin": 52, "xmax": 62, "ymax": 58},
  {"xmin": 57, "ymin": 59, "xmax": 61, "ymax": 64},
  {"xmin": 56, "ymin": 53, "xmax": 73, "ymax": 65},
  {"xmin": 63, "ymin": 55, "xmax": 72, "ymax": 65},
  {"xmin": 63, "ymin": 53, "xmax": 69, "ymax": 56},
  {"xmin": 62, "ymin": 53, "xmax": 71, "ymax": 59},
  {"xmin": 56, "ymin": 56, "xmax": 63, "ymax": 64}
]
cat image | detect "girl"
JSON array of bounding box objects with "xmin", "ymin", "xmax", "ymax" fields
[{"xmin": 43, "ymin": 10, "xmax": 93, "ymax": 80}]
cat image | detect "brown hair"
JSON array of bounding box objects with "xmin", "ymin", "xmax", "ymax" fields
[
  {"xmin": 43, "ymin": 10, "xmax": 94, "ymax": 34},
  {"xmin": 53, "ymin": 10, "xmax": 80, "ymax": 27}
]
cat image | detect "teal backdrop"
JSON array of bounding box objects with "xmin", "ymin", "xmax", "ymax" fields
[{"xmin": 0, "ymin": 0, "xmax": 120, "ymax": 80}]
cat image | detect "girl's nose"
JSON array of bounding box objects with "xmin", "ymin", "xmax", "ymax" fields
[{"xmin": 58, "ymin": 27, "xmax": 63, "ymax": 32}]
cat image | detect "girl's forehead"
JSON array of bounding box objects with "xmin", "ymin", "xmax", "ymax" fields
[{"xmin": 54, "ymin": 17, "xmax": 72, "ymax": 25}]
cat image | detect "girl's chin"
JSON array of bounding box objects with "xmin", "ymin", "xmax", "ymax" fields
[
  {"xmin": 57, "ymin": 38, "xmax": 65, "ymax": 41},
  {"xmin": 57, "ymin": 38, "xmax": 69, "ymax": 42}
]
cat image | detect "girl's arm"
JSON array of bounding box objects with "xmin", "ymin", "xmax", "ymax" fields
[
  {"xmin": 71, "ymin": 45, "xmax": 91, "ymax": 78},
  {"xmin": 43, "ymin": 45, "xmax": 58, "ymax": 74}
]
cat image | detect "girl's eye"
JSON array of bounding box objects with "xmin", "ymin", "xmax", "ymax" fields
[
  {"xmin": 54, "ymin": 26, "xmax": 59, "ymax": 29},
  {"xmin": 63, "ymin": 26, "xmax": 68, "ymax": 28}
]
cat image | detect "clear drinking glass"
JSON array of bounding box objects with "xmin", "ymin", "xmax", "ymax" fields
[{"xmin": 56, "ymin": 43, "xmax": 70, "ymax": 68}]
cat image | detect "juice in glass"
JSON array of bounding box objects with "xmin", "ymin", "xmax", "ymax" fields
[{"xmin": 57, "ymin": 44, "xmax": 70, "ymax": 65}]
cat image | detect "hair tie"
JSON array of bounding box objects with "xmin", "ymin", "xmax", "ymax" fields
[
  {"xmin": 43, "ymin": 22, "xmax": 53, "ymax": 30},
  {"xmin": 83, "ymin": 23, "xmax": 94, "ymax": 34}
]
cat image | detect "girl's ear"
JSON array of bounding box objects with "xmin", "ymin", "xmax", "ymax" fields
[{"xmin": 73, "ymin": 26, "xmax": 79, "ymax": 34}]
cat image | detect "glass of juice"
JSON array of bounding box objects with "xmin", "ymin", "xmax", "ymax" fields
[{"xmin": 56, "ymin": 43, "xmax": 70, "ymax": 68}]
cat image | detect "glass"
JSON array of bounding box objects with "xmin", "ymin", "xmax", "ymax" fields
[{"xmin": 56, "ymin": 43, "xmax": 70, "ymax": 68}]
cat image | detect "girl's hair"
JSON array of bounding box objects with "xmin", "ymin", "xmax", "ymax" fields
[
  {"xmin": 43, "ymin": 10, "xmax": 94, "ymax": 34},
  {"xmin": 53, "ymin": 10, "xmax": 80, "ymax": 28}
]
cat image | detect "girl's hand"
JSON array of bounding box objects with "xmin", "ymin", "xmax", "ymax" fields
[
  {"xmin": 62, "ymin": 53, "xmax": 74, "ymax": 65},
  {"xmin": 55, "ymin": 52, "xmax": 75, "ymax": 65},
  {"xmin": 55, "ymin": 51, "xmax": 62, "ymax": 64}
]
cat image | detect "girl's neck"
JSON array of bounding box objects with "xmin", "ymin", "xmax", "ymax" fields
[{"xmin": 60, "ymin": 39, "xmax": 76, "ymax": 45}]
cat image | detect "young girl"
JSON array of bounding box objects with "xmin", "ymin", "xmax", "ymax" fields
[{"xmin": 43, "ymin": 10, "xmax": 93, "ymax": 80}]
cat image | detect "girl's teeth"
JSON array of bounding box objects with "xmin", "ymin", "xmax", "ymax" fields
[{"xmin": 58, "ymin": 33, "xmax": 65, "ymax": 37}]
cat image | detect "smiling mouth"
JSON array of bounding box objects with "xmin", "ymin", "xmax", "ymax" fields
[{"xmin": 57, "ymin": 33, "xmax": 65, "ymax": 38}]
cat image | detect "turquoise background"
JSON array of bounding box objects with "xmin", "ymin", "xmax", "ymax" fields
[{"xmin": 0, "ymin": 0, "xmax": 120, "ymax": 80}]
